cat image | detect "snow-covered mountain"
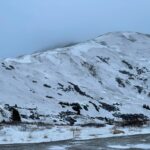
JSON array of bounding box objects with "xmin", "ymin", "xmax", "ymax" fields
[{"xmin": 1, "ymin": 32, "xmax": 150, "ymax": 126}]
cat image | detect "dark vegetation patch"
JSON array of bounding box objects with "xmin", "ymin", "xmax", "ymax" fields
[
  {"xmin": 57, "ymin": 93, "xmax": 62, "ymax": 96},
  {"xmin": 57, "ymin": 83, "xmax": 73, "ymax": 92},
  {"xmin": 9, "ymin": 65, "xmax": 15, "ymax": 70},
  {"xmin": 59, "ymin": 102, "xmax": 82, "ymax": 115},
  {"xmin": 147, "ymin": 92, "xmax": 150, "ymax": 97},
  {"xmin": 104, "ymin": 117, "xmax": 115, "ymax": 125},
  {"xmin": 59, "ymin": 102, "xmax": 70, "ymax": 107},
  {"xmin": 5, "ymin": 104, "xmax": 37, "ymax": 111},
  {"xmin": 81, "ymin": 123, "xmax": 105, "ymax": 127},
  {"xmin": 128, "ymin": 76, "xmax": 135, "ymax": 80},
  {"xmin": 83, "ymin": 105, "xmax": 89, "ymax": 111},
  {"xmin": 137, "ymin": 78, "xmax": 148, "ymax": 83},
  {"xmin": 81, "ymin": 61, "xmax": 97, "ymax": 76},
  {"xmin": 98, "ymin": 80, "xmax": 103, "ymax": 85},
  {"xmin": 59, "ymin": 102, "xmax": 89, "ymax": 114},
  {"xmin": 100, "ymin": 102, "xmax": 119, "ymax": 112},
  {"xmin": 116, "ymin": 77, "xmax": 126, "ymax": 87},
  {"xmin": 68, "ymin": 82, "xmax": 93, "ymax": 99},
  {"xmin": 1, "ymin": 63, "xmax": 15, "ymax": 70},
  {"xmin": 135, "ymin": 67, "xmax": 149, "ymax": 75},
  {"xmin": 65, "ymin": 117, "xmax": 76, "ymax": 126},
  {"xmin": 29, "ymin": 111, "xmax": 40, "ymax": 120},
  {"xmin": 119, "ymin": 70, "xmax": 135, "ymax": 78},
  {"xmin": 143, "ymin": 104, "xmax": 150, "ymax": 110},
  {"xmin": 95, "ymin": 116, "xmax": 105, "ymax": 121},
  {"xmin": 122, "ymin": 60, "xmax": 133, "ymax": 69},
  {"xmin": 32, "ymin": 80, "xmax": 37, "ymax": 83},
  {"xmin": 89, "ymin": 101, "xmax": 99, "ymax": 112},
  {"xmin": 71, "ymin": 103, "xmax": 82, "ymax": 115},
  {"xmin": 43, "ymin": 84, "xmax": 51, "ymax": 88},
  {"xmin": 45, "ymin": 96, "xmax": 53, "ymax": 99},
  {"xmin": 134, "ymin": 85, "xmax": 143, "ymax": 94},
  {"xmin": 59, "ymin": 111, "xmax": 77, "ymax": 126},
  {"xmin": 95, "ymin": 116, "xmax": 115, "ymax": 125},
  {"xmin": 116, "ymin": 113, "xmax": 149, "ymax": 127},
  {"xmin": 125, "ymin": 79, "xmax": 131, "ymax": 85},
  {"xmin": 20, "ymin": 114, "xmax": 28, "ymax": 119},
  {"xmin": 88, "ymin": 101, "xmax": 119, "ymax": 113},
  {"xmin": 58, "ymin": 82, "xmax": 93, "ymax": 99},
  {"xmin": 4, "ymin": 104, "xmax": 40, "ymax": 121},
  {"xmin": 113, "ymin": 103, "xmax": 122, "ymax": 106},
  {"xmin": 59, "ymin": 110, "xmax": 76, "ymax": 116},
  {"xmin": 30, "ymin": 89, "xmax": 36, "ymax": 93},
  {"xmin": 97, "ymin": 56, "xmax": 110, "ymax": 64}
]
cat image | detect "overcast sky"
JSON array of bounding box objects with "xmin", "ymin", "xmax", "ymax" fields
[{"xmin": 0, "ymin": 0, "xmax": 150, "ymax": 58}]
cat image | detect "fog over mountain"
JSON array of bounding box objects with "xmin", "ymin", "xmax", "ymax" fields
[{"xmin": 0, "ymin": 0, "xmax": 150, "ymax": 58}]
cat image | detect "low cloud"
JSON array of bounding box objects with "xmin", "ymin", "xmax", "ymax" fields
[{"xmin": 0, "ymin": 0, "xmax": 150, "ymax": 58}]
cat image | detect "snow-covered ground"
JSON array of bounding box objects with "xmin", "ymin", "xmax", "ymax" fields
[
  {"xmin": 108, "ymin": 144, "xmax": 150, "ymax": 150},
  {"xmin": 0, "ymin": 32, "xmax": 150, "ymax": 144},
  {"xmin": 0, "ymin": 124, "xmax": 150, "ymax": 145}
]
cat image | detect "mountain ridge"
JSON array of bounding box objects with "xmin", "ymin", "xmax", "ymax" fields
[{"xmin": 1, "ymin": 32, "xmax": 150, "ymax": 126}]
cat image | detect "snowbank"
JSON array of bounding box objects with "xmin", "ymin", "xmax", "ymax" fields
[{"xmin": 0, "ymin": 124, "xmax": 150, "ymax": 145}]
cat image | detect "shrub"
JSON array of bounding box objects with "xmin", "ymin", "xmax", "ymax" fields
[
  {"xmin": 116, "ymin": 77, "xmax": 125, "ymax": 87},
  {"xmin": 122, "ymin": 60, "xmax": 133, "ymax": 69},
  {"xmin": 143, "ymin": 104, "xmax": 150, "ymax": 110},
  {"xmin": 112, "ymin": 129, "xmax": 125, "ymax": 135},
  {"xmin": 117, "ymin": 113, "xmax": 149, "ymax": 127}
]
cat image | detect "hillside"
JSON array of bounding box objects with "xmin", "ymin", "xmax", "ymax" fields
[{"xmin": 1, "ymin": 32, "xmax": 150, "ymax": 126}]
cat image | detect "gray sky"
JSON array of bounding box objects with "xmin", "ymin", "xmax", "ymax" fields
[{"xmin": 0, "ymin": 0, "xmax": 150, "ymax": 58}]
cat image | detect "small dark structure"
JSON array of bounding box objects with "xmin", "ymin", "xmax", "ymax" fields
[{"xmin": 11, "ymin": 108, "xmax": 21, "ymax": 122}]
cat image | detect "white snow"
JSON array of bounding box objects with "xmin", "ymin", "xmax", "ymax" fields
[
  {"xmin": 108, "ymin": 144, "xmax": 150, "ymax": 149},
  {"xmin": 108, "ymin": 145, "xmax": 130, "ymax": 149},
  {"xmin": 48, "ymin": 146, "xmax": 68, "ymax": 150},
  {"xmin": 0, "ymin": 124, "xmax": 150, "ymax": 145},
  {"xmin": 1, "ymin": 32, "xmax": 150, "ymax": 144}
]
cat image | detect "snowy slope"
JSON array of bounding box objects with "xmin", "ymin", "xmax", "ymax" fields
[{"xmin": 1, "ymin": 32, "xmax": 150, "ymax": 125}]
